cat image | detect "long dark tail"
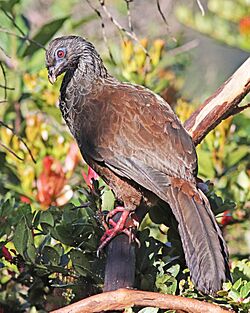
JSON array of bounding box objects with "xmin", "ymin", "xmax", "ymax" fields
[{"xmin": 165, "ymin": 179, "xmax": 231, "ymax": 294}]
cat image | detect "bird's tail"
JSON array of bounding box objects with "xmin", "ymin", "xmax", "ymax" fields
[{"xmin": 165, "ymin": 178, "xmax": 231, "ymax": 294}]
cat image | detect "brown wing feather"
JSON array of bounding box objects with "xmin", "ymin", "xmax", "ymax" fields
[{"xmin": 73, "ymin": 82, "xmax": 198, "ymax": 183}]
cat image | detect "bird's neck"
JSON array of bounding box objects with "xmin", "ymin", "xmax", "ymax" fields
[
  {"xmin": 77, "ymin": 55, "xmax": 108, "ymax": 81},
  {"xmin": 59, "ymin": 55, "xmax": 110, "ymax": 129}
]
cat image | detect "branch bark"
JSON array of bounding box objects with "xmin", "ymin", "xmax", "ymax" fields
[
  {"xmin": 103, "ymin": 233, "xmax": 135, "ymax": 292},
  {"xmin": 184, "ymin": 57, "xmax": 250, "ymax": 145},
  {"xmin": 51, "ymin": 288, "xmax": 231, "ymax": 313}
]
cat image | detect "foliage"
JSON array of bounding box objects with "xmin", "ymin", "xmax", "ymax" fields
[
  {"xmin": 0, "ymin": 0, "xmax": 249, "ymax": 312},
  {"xmin": 176, "ymin": 0, "xmax": 250, "ymax": 52}
]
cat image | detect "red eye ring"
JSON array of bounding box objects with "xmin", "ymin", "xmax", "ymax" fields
[{"xmin": 57, "ymin": 50, "xmax": 65, "ymax": 58}]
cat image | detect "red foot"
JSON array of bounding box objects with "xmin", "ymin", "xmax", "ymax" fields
[{"xmin": 97, "ymin": 207, "xmax": 139, "ymax": 255}]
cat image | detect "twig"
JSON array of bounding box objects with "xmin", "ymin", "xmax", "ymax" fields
[
  {"xmin": 51, "ymin": 288, "xmax": 231, "ymax": 313},
  {"xmin": 185, "ymin": 57, "xmax": 250, "ymax": 145},
  {"xmin": 0, "ymin": 45, "xmax": 11, "ymax": 59},
  {"xmin": 0, "ymin": 84, "xmax": 14, "ymax": 90},
  {"xmin": 223, "ymin": 103, "xmax": 250, "ymax": 119},
  {"xmin": 0, "ymin": 27, "xmax": 45, "ymax": 50},
  {"xmin": 2, "ymin": 9, "xmax": 27, "ymax": 37},
  {"xmin": 124, "ymin": 0, "xmax": 133, "ymax": 32},
  {"xmin": 196, "ymin": 0, "xmax": 205, "ymax": 16},
  {"xmin": 156, "ymin": 0, "xmax": 169, "ymax": 31},
  {"xmin": 168, "ymin": 39, "xmax": 199, "ymax": 56},
  {"xmin": 0, "ymin": 61, "xmax": 7, "ymax": 99},
  {"xmin": 98, "ymin": 0, "xmax": 150, "ymax": 58},
  {"xmin": 85, "ymin": 0, "xmax": 116, "ymax": 64},
  {"xmin": 0, "ymin": 120, "xmax": 36, "ymax": 163},
  {"xmin": 0, "ymin": 142, "xmax": 24, "ymax": 161},
  {"xmin": 156, "ymin": 0, "xmax": 176, "ymax": 42}
]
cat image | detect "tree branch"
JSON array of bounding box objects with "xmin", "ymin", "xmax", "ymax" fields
[
  {"xmin": 51, "ymin": 288, "xmax": 231, "ymax": 313},
  {"xmin": 184, "ymin": 57, "xmax": 250, "ymax": 145}
]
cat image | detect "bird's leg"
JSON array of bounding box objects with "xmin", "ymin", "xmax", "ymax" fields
[{"xmin": 97, "ymin": 206, "xmax": 139, "ymax": 254}]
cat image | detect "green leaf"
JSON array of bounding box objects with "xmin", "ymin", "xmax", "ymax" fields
[
  {"xmin": 240, "ymin": 282, "xmax": 250, "ymax": 299},
  {"xmin": 33, "ymin": 211, "xmax": 41, "ymax": 228},
  {"xmin": 167, "ymin": 264, "xmax": 180, "ymax": 278},
  {"xmin": 22, "ymin": 16, "xmax": 69, "ymax": 57},
  {"xmin": 226, "ymin": 146, "xmax": 249, "ymax": 168},
  {"xmin": 41, "ymin": 246, "xmax": 60, "ymax": 266},
  {"xmin": 39, "ymin": 211, "xmax": 54, "ymax": 227},
  {"xmin": 26, "ymin": 237, "xmax": 36, "ymax": 263},
  {"xmin": 0, "ymin": 0, "xmax": 20, "ymax": 12},
  {"xmin": 53, "ymin": 223, "xmax": 75, "ymax": 245},
  {"xmin": 233, "ymin": 278, "xmax": 242, "ymax": 291},
  {"xmin": 70, "ymin": 249, "xmax": 92, "ymax": 277},
  {"xmin": 13, "ymin": 217, "xmax": 28, "ymax": 257},
  {"xmin": 197, "ymin": 149, "xmax": 215, "ymax": 178},
  {"xmin": 228, "ymin": 289, "xmax": 240, "ymax": 301}
]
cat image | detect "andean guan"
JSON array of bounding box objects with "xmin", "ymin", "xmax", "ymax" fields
[{"xmin": 45, "ymin": 35, "xmax": 231, "ymax": 295}]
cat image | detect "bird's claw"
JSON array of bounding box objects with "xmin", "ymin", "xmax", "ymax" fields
[{"xmin": 97, "ymin": 207, "xmax": 139, "ymax": 256}]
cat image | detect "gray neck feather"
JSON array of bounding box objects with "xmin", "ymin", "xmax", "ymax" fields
[
  {"xmin": 59, "ymin": 46, "xmax": 109, "ymax": 133},
  {"xmin": 79, "ymin": 49, "xmax": 108, "ymax": 79}
]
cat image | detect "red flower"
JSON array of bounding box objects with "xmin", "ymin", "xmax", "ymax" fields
[
  {"xmin": 221, "ymin": 210, "xmax": 233, "ymax": 226},
  {"xmin": 82, "ymin": 166, "xmax": 99, "ymax": 189},
  {"xmin": 239, "ymin": 16, "xmax": 250, "ymax": 35},
  {"xmin": 1, "ymin": 246, "xmax": 13, "ymax": 262},
  {"xmin": 20, "ymin": 195, "xmax": 31, "ymax": 204},
  {"xmin": 37, "ymin": 156, "xmax": 67, "ymax": 207}
]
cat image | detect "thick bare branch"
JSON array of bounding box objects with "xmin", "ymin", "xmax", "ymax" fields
[
  {"xmin": 184, "ymin": 57, "xmax": 250, "ymax": 145},
  {"xmin": 51, "ymin": 288, "xmax": 231, "ymax": 313}
]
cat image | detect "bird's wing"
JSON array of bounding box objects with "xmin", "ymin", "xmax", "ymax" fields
[{"xmin": 85, "ymin": 82, "xmax": 197, "ymax": 189}]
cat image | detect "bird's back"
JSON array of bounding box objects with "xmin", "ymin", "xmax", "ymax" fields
[{"xmin": 60, "ymin": 75, "xmax": 198, "ymax": 183}]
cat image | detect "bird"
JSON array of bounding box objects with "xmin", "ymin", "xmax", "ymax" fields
[{"xmin": 45, "ymin": 35, "xmax": 231, "ymax": 295}]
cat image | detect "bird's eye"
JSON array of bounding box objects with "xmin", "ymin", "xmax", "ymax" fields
[{"xmin": 56, "ymin": 49, "xmax": 65, "ymax": 58}]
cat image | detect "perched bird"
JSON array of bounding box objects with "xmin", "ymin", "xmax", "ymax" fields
[{"xmin": 45, "ymin": 35, "xmax": 230, "ymax": 294}]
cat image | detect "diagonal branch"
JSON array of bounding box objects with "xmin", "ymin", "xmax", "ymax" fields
[
  {"xmin": 0, "ymin": 142, "xmax": 24, "ymax": 161},
  {"xmin": 0, "ymin": 120, "xmax": 36, "ymax": 163},
  {"xmin": 51, "ymin": 288, "xmax": 231, "ymax": 313},
  {"xmin": 0, "ymin": 27, "xmax": 45, "ymax": 50},
  {"xmin": 184, "ymin": 57, "xmax": 250, "ymax": 145},
  {"xmin": 98, "ymin": 0, "xmax": 150, "ymax": 59}
]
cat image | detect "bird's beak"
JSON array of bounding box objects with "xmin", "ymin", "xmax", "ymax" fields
[{"xmin": 48, "ymin": 67, "xmax": 57, "ymax": 85}]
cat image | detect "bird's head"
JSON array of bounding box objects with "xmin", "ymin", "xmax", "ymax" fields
[{"xmin": 45, "ymin": 35, "xmax": 106, "ymax": 84}]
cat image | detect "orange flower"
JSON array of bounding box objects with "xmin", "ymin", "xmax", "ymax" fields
[
  {"xmin": 239, "ymin": 16, "xmax": 250, "ymax": 35},
  {"xmin": 37, "ymin": 156, "xmax": 67, "ymax": 207}
]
